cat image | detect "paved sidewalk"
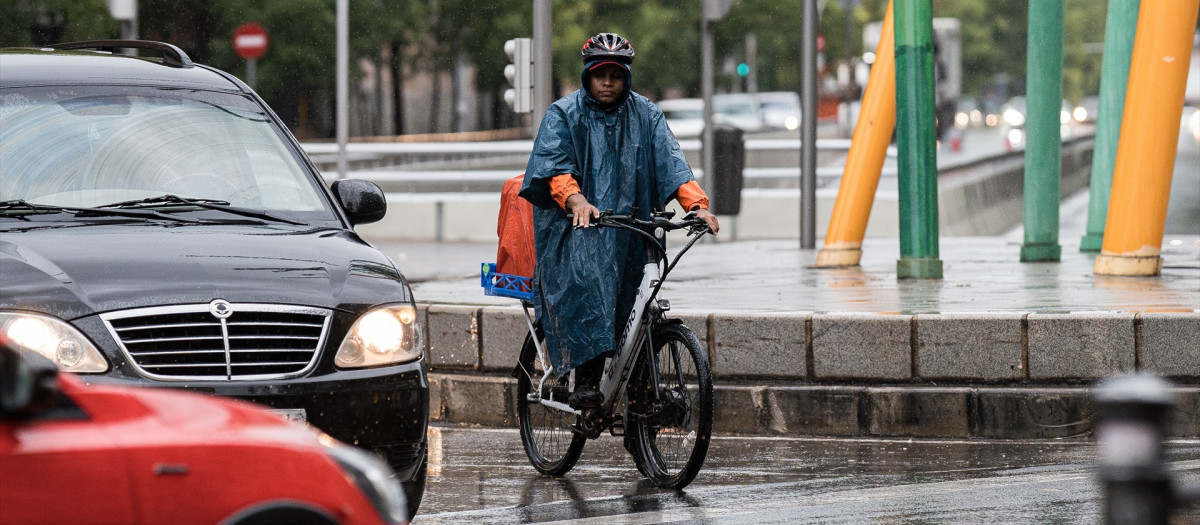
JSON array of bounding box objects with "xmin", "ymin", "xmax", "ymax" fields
[{"xmin": 377, "ymin": 233, "xmax": 1200, "ymax": 316}]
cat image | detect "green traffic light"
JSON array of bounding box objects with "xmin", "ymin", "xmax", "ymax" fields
[{"xmin": 737, "ymin": 63, "xmax": 749, "ymax": 77}]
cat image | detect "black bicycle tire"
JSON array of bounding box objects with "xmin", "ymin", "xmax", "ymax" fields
[
  {"xmin": 516, "ymin": 329, "xmax": 586, "ymax": 476},
  {"xmin": 628, "ymin": 323, "xmax": 713, "ymax": 489}
]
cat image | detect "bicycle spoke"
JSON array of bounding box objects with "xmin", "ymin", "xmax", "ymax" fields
[
  {"xmin": 517, "ymin": 330, "xmax": 585, "ymax": 476},
  {"xmin": 629, "ymin": 324, "xmax": 712, "ymax": 489}
]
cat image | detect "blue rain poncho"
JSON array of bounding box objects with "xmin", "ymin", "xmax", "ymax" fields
[{"xmin": 519, "ymin": 65, "xmax": 695, "ymax": 374}]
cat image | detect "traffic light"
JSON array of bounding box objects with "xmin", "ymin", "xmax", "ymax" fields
[{"xmin": 504, "ymin": 38, "xmax": 532, "ymax": 114}]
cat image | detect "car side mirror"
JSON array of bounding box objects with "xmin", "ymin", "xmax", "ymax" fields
[
  {"xmin": 331, "ymin": 179, "xmax": 387, "ymax": 226},
  {"xmin": 0, "ymin": 341, "xmax": 61, "ymax": 419}
]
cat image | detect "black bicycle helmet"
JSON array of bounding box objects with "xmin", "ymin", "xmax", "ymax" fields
[{"xmin": 581, "ymin": 33, "xmax": 635, "ymax": 65}]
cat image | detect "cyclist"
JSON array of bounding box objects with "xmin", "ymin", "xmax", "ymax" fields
[{"xmin": 519, "ymin": 32, "xmax": 719, "ymax": 409}]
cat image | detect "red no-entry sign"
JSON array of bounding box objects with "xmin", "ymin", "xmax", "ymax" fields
[{"xmin": 233, "ymin": 23, "xmax": 269, "ymax": 61}]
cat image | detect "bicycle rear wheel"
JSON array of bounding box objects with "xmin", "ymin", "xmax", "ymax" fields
[
  {"xmin": 516, "ymin": 329, "xmax": 586, "ymax": 476},
  {"xmin": 627, "ymin": 323, "xmax": 713, "ymax": 489}
]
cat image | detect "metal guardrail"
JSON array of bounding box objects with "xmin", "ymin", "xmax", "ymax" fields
[
  {"xmin": 318, "ymin": 167, "xmax": 892, "ymax": 185},
  {"xmin": 301, "ymin": 138, "xmax": 882, "ymax": 154},
  {"xmin": 304, "ymin": 139, "xmax": 899, "ymax": 190}
]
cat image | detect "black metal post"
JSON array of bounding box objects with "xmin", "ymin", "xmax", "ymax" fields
[
  {"xmin": 800, "ymin": 0, "xmax": 818, "ymax": 249},
  {"xmin": 1093, "ymin": 374, "xmax": 1176, "ymax": 525}
]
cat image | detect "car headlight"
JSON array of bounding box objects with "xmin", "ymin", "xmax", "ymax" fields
[
  {"xmin": 335, "ymin": 305, "xmax": 422, "ymax": 368},
  {"xmin": 1007, "ymin": 128, "xmax": 1025, "ymax": 147},
  {"xmin": 0, "ymin": 312, "xmax": 108, "ymax": 373},
  {"xmin": 954, "ymin": 112, "xmax": 969, "ymax": 128},
  {"xmin": 321, "ymin": 436, "xmax": 408, "ymax": 524},
  {"xmin": 1003, "ymin": 108, "xmax": 1025, "ymax": 127}
]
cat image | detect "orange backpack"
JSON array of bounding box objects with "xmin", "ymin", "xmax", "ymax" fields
[{"xmin": 496, "ymin": 174, "xmax": 535, "ymax": 278}]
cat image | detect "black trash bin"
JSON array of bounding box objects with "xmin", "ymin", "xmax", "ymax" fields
[{"xmin": 707, "ymin": 124, "xmax": 744, "ymax": 215}]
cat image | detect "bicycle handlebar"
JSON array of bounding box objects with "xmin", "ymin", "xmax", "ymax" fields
[{"xmin": 590, "ymin": 209, "xmax": 711, "ymax": 236}]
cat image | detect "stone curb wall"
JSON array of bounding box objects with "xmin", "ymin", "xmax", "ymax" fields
[
  {"xmin": 428, "ymin": 374, "xmax": 1200, "ymax": 439},
  {"xmin": 417, "ymin": 305, "xmax": 1199, "ymax": 438},
  {"xmin": 427, "ymin": 373, "xmax": 1195, "ymax": 438},
  {"xmin": 418, "ymin": 305, "xmax": 1200, "ymax": 384}
]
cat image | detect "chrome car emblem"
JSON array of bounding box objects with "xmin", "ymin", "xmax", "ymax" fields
[{"xmin": 208, "ymin": 299, "xmax": 233, "ymax": 319}]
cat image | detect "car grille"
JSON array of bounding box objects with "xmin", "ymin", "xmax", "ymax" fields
[{"xmin": 101, "ymin": 303, "xmax": 331, "ymax": 381}]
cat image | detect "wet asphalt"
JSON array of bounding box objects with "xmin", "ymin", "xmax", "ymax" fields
[{"xmin": 412, "ymin": 426, "xmax": 1200, "ymax": 524}]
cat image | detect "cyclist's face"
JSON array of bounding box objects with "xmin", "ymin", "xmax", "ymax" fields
[{"xmin": 587, "ymin": 64, "xmax": 627, "ymax": 107}]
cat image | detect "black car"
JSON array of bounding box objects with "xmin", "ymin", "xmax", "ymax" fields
[{"xmin": 0, "ymin": 41, "xmax": 428, "ymax": 516}]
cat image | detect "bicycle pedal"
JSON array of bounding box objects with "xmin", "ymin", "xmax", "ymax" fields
[{"xmin": 608, "ymin": 422, "xmax": 625, "ymax": 437}]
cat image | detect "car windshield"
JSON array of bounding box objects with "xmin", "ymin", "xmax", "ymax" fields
[
  {"xmin": 664, "ymin": 109, "xmax": 703, "ymax": 120},
  {"xmin": 760, "ymin": 101, "xmax": 796, "ymax": 111},
  {"xmin": 714, "ymin": 97, "xmax": 755, "ymax": 116},
  {"xmin": 0, "ymin": 86, "xmax": 335, "ymax": 221}
]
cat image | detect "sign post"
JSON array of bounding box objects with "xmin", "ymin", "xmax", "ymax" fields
[{"xmin": 232, "ymin": 23, "xmax": 269, "ymax": 89}]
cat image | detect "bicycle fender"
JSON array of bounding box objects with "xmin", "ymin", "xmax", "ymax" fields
[{"xmin": 652, "ymin": 317, "xmax": 686, "ymax": 330}]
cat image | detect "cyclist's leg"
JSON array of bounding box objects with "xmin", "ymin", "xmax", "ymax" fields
[{"xmin": 568, "ymin": 356, "xmax": 605, "ymax": 409}]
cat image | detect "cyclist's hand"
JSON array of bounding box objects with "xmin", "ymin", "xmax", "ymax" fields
[
  {"xmin": 566, "ymin": 193, "xmax": 600, "ymax": 228},
  {"xmin": 694, "ymin": 208, "xmax": 719, "ymax": 234}
]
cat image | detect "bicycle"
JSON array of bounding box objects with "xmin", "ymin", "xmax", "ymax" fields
[{"xmin": 481, "ymin": 208, "xmax": 714, "ymax": 490}]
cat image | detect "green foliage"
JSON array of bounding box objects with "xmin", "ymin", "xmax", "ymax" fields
[
  {"xmin": 0, "ymin": 0, "xmax": 1121, "ymax": 133},
  {"xmin": 1, "ymin": 0, "xmax": 116, "ymax": 46}
]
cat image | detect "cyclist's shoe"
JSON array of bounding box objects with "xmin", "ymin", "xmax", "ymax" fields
[{"xmin": 568, "ymin": 388, "xmax": 604, "ymax": 409}]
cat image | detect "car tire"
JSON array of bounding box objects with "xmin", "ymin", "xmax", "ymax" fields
[{"xmin": 220, "ymin": 502, "xmax": 339, "ymax": 525}]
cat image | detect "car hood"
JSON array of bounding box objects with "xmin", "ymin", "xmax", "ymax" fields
[{"xmin": 0, "ymin": 223, "xmax": 412, "ymax": 319}]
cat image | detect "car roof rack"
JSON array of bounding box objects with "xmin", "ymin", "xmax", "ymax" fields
[{"xmin": 49, "ymin": 40, "xmax": 193, "ymax": 68}]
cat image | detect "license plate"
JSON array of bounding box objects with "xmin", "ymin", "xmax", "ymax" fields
[{"xmin": 268, "ymin": 408, "xmax": 307, "ymax": 423}]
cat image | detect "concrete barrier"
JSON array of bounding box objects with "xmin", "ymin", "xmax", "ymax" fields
[
  {"xmin": 356, "ymin": 137, "xmax": 1094, "ymax": 242},
  {"xmin": 419, "ymin": 306, "xmax": 1200, "ymax": 438},
  {"xmin": 427, "ymin": 374, "xmax": 1199, "ymax": 439}
]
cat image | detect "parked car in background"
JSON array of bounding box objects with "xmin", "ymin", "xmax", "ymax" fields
[
  {"xmin": 658, "ymin": 97, "xmax": 705, "ymax": 138},
  {"xmin": 1072, "ymin": 95, "xmax": 1100, "ymax": 124},
  {"xmin": 954, "ymin": 97, "xmax": 985, "ymax": 128},
  {"xmin": 0, "ymin": 337, "xmax": 409, "ymax": 525},
  {"xmin": 997, "ymin": 96, "xmax": 1074, "ymax": 150},
  {"xmin": 756, "ymin": 91, "xmax": 802, "ymax": 131},
  {"xmin": 713, "ymin": 93, "xmax": 766, "ymax": 133},
  {"xmin": 0, "ymin": 41, "xmax": 428, "ymax": 518}
]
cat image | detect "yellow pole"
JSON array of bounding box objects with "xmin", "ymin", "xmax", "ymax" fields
[
  {"xmin": 815, "ymin": 0, "xmax": 897, "ymax": 267},
  {"xmin": 1094, "ymin": 0, "xmax": 1199, "ymax": 277}
]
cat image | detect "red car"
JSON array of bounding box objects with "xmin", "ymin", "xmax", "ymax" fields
[{"xmin": 0, "ymin": 339, "xmax": 408, "ymax": 525}]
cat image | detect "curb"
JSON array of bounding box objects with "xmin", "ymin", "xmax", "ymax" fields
[
  {"xmin": 428, "ymin": 373, "xmax": 1200, "ymax": 439},
  {"xmin": 417, "ymin": 305, "xmax": 1199, "ymax": 439},
  {"xmin": 418, "ymin": 305, "xmax": 1200, "ymax": 383}
]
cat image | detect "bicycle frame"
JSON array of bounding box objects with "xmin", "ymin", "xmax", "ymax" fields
[
  {"xmin": 524, "ymin": 211, "xmax": 708, "ymax": 420},
  {"xmin": 522, "ymin": 249, "xmax": 659, "ymax": 418}
]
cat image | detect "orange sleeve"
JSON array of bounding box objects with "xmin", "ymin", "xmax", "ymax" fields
[
  {"xmin": 674, "ymin": 180, "xmax": 709, "ymax": 211},
  {"xmin": 549, "ymin": 174, "xmax": 581, "ymax": 209}
]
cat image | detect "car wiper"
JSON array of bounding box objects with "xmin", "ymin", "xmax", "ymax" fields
[
  {"xmin": 0, "ymin": 199, "xmax": 204, "ymax": 223},
  {"xmin": 97, "ymin": 194, "xmax": 306, "ymax": 225},
  {"xmin": 0, "ymin": 200, "xmax": 41, "ymax": 220},
  {"xmin": 99, "ymin": 195, "xmax": 233, "ymax": 208}
]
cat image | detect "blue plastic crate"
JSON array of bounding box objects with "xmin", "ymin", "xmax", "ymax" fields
[{"xmin": 481, "ymin": 262, "xmax": 534, "ymax": 301}]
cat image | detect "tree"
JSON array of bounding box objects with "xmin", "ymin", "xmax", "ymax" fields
[{"xmin": 0, "ymin": 0, "xmax": 115, "ymax": 47}]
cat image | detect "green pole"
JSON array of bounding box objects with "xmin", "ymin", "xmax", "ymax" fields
[
  {"xmin": 1080, "ymin": 0, "xmax": 1139, "ymax": 252},
  {"xmin": 893, "ymin": 0, "xmax": 942, "ymax": 279},
  {"xmin": 1021, "ymin": 0, "xmax": 1064, "ymax": 262}
]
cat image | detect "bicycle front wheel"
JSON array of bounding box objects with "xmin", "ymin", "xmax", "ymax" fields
[
  {"xmin": 516, "ymin": 329, "xmax": 586, "ymax": 476},
  {"xmin": 627, "ymin": 323, "xmax": 713, "ymax": 489}
]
